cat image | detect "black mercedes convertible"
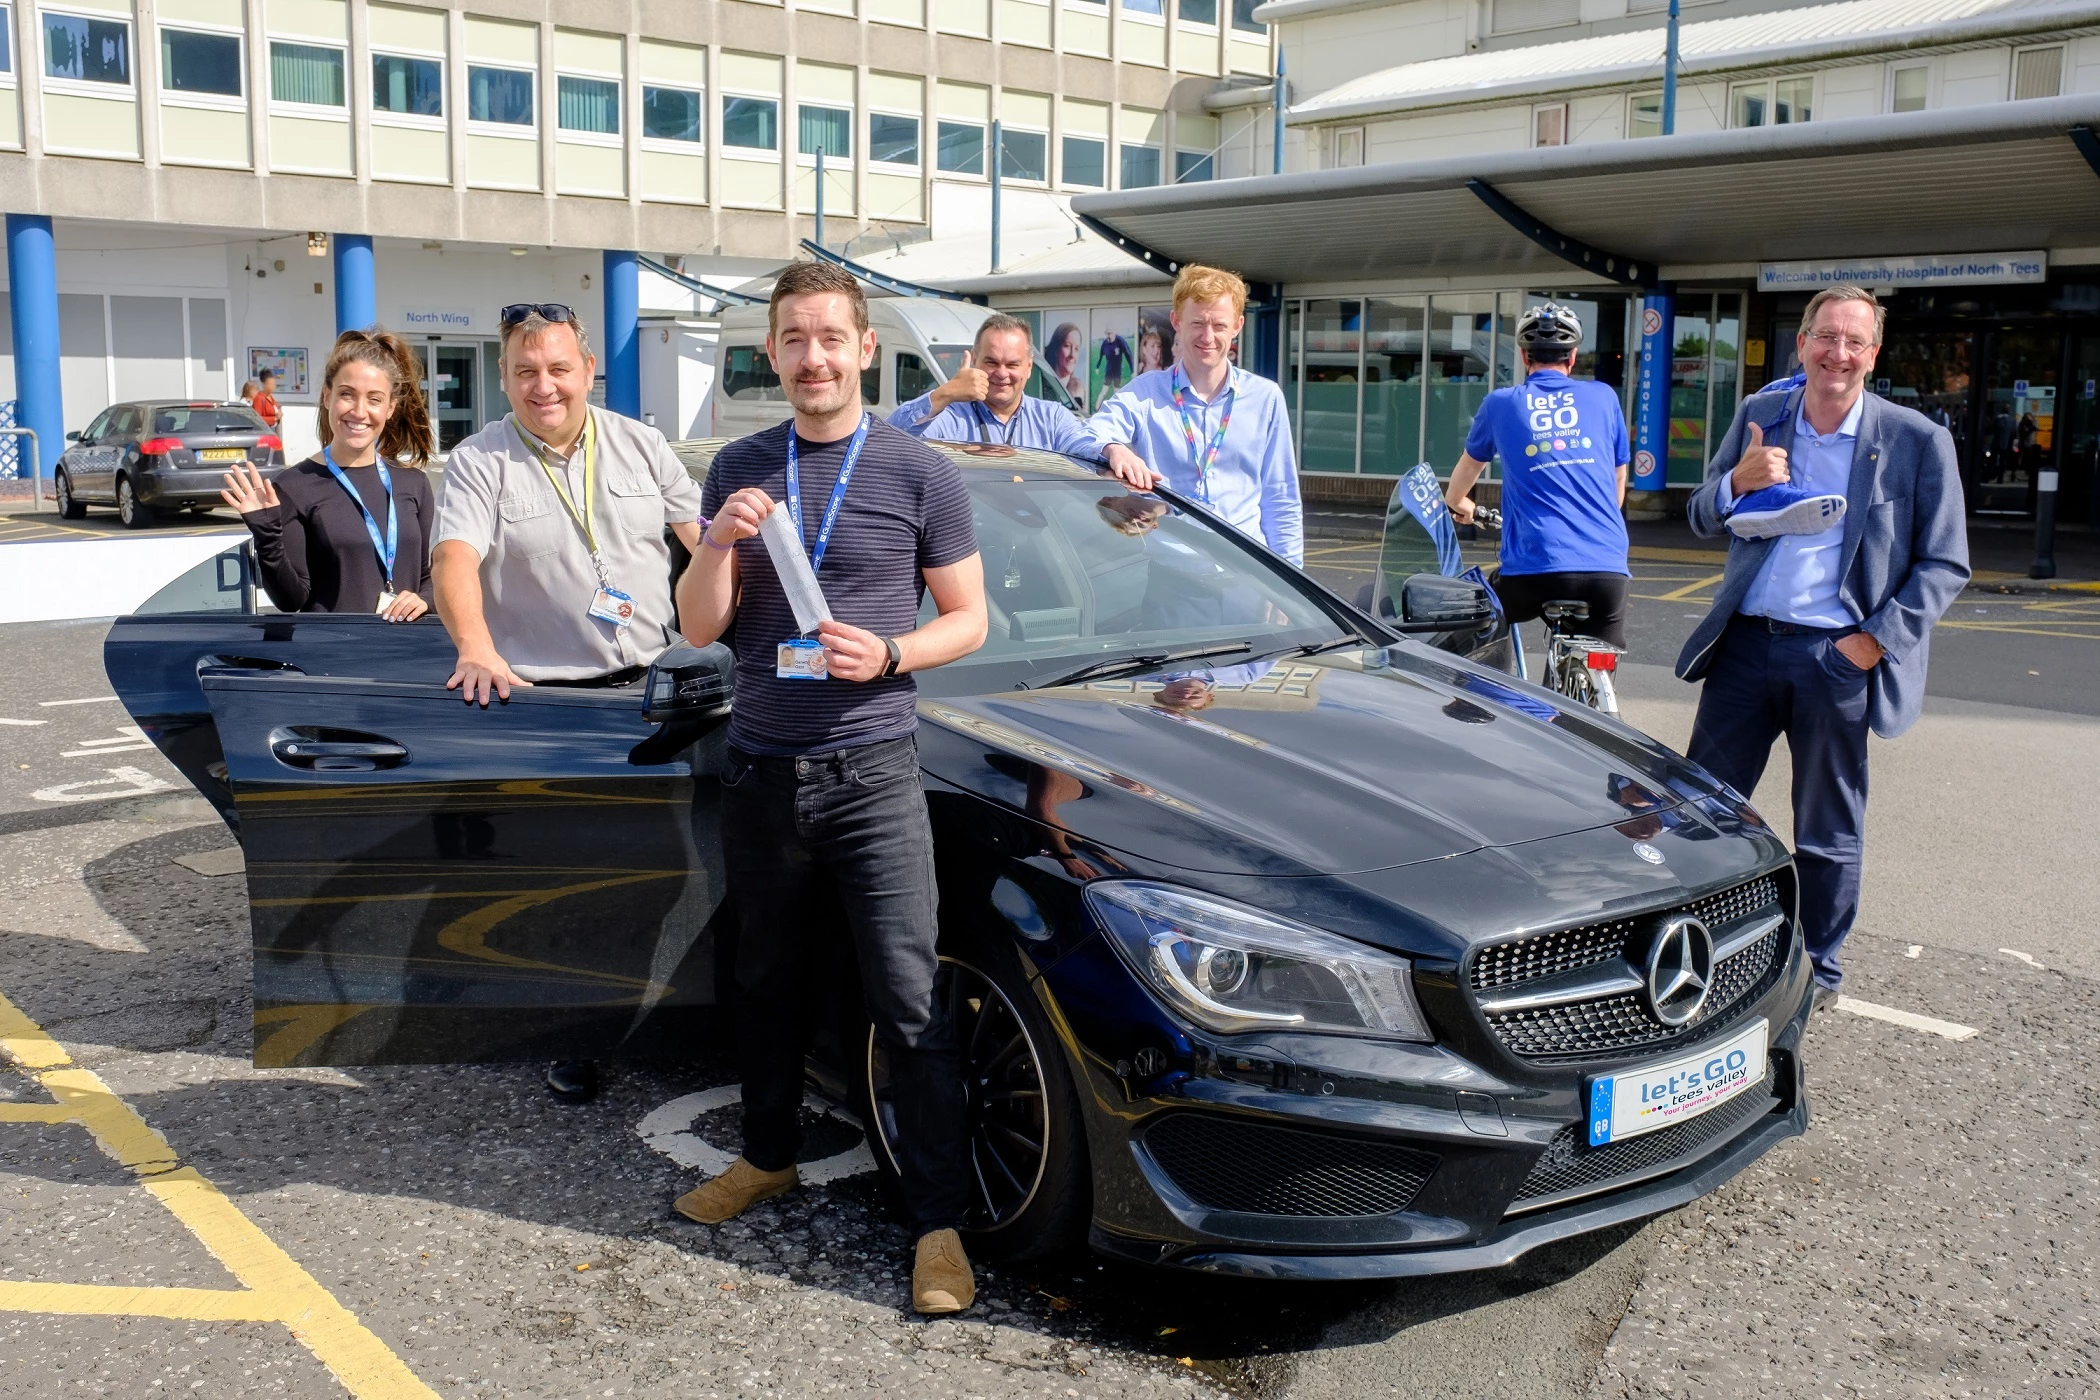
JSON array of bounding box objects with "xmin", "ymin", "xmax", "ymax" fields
[{"xmin": 105, "ymin": 441, "xmax": 1811, "ymax": 1280}]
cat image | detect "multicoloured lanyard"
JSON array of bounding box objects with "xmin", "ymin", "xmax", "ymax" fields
[
  {"xmin": 784, "ymin": 413, "xmax": 870, "ymax": 575},
  {"xmin": 320, "ymin": 447, "xmax": 398, "ymax": 589},
  {"xmin": 1171, "ymin": 365, "xmax": 1235, "ymax": 506},
  {"xmin": 514, "ymin": 411, "xmax": 601, "ymax": 562}
]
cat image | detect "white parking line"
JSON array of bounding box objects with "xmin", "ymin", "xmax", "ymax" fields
[
  {"xmin": 1998, "ymin": 948, "xmax": 2048, "ymax": 971},
  {"xmin": 38, "ymin": 696, "xmax": 119, "ymax": 707},
  {"xmin": 0, "ymin": 718, "xmax": 46, "ymax": 727},
  {"xmin": 60, "ymin": 727, "xmax": 153, "ymax": 759},
  {"xmin": 1832, "ymin": 997, "xmax": 1979, "ymax": 1041}
]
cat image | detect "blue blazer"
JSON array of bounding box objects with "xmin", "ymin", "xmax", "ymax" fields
[{"xmin": 1674, "ymin": 387, "xmax": 1971, "ymax": 739}]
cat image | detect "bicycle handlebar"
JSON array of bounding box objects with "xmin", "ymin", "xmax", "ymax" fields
[{"xmin": 1469, "ymin": 506, "xmax": 1503, "ymax": 531}]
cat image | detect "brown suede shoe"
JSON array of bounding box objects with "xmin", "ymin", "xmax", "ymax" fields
[
  {"xmin": 672, "ymin": 1157, "xmax": 799, "ymax": 1225},
  {"xmin": 912, "ymin": 1228, "xmax": 975, "ymax": 1315}
]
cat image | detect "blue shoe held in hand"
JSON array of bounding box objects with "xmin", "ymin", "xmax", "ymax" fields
[{"xmin": 1727, "ymin": 482, "xmax": 1847, "ymax": 540}]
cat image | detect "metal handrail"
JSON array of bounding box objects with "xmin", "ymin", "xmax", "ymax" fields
[{"xmin": 0, "ymin": 428, "xmax": 42, "ymax": 514}]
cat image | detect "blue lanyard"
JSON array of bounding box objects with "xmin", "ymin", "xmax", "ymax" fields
[
  {"xmin": 783, "ymin": 414, "xmax": 870, "ymax": 575},
  {"xmin": 321, "ymin": 447, "xmax": 399, "ymax": 588},
  {"xmin": 1171, "ymin": 365, "xmax": 1235, "ymax": 506}
]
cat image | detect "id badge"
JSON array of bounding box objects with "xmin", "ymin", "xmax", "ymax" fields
[
  {"xmin": 776, "ymin": 638, "xmax": 828, "ymax": 680},
  {"xmin": 589, "ymin": 586, "xmax": 635, "ymax": 628},
  {"xmin": 375, "ymin": 589, "xmax": 398, "ymax": 616}
]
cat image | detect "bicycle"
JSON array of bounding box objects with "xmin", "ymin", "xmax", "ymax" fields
[{"xmin": 1463, "ymin": 505, "xmax": 1625, "ymax": 717}]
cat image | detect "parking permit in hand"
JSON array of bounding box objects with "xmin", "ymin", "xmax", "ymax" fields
[{"xmin": 588, "ymin": 586, "xmax": 635, "ymax": 628}]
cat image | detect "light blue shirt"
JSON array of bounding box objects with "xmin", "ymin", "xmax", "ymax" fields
[
  {"xmin": 1087, "ymin": 365, "xmax": 1304, "ymax": 565},
  {"xmin": 887, "ymin": 392, "xmax": 1102, "ymax": 459},
  {"xmin": 1724, "ymin": 392, "xmax": 1864, "ymax": 629}
]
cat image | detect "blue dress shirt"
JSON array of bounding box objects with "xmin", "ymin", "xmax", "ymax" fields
[
  {"xmin": 1722, "ymin": 392, "xmax": 1864, "ymax": 629},
  {"xmin": 1087, "ymin": 365, "xmax": 1304, "ymax": 565},
  {"xmin": 887, "ymin": 392, "xmax": 1102, "ymax": 459}
]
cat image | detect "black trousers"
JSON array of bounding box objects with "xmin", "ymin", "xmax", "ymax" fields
[
  {"xmin": 1488, "ymin": 570, "xmax": 1630, "ymax": 650},
  {"xmin": 720, "ymin": 735, "xmax": 971, "ymax": 1236}
]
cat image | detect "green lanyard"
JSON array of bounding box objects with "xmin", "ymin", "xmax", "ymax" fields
[{"xmin": 513, "ymin": 412, "xmax": 600, "ymax": 557}]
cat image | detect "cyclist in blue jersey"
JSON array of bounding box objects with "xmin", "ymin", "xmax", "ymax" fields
[{"xmin": 1443, "ymin": 302, "xmax": 1632, "ymax": 648}]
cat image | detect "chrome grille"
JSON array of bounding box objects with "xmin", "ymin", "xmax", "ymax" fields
[{"xmin": 1470, "ymin": 876, "xmax": 1786, "ymax": 1061}]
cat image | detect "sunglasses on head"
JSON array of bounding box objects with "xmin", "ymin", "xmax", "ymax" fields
[{"xmin": 500, "ymin": 303, "xmax": 578, "ymax": 327}]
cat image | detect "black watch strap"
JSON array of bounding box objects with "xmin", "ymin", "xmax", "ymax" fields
[{"xmin": 881, "ymin": 636, "xmax": 903, "ymax": 678}]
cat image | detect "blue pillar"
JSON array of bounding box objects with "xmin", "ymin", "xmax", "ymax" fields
[
  {"xmin": 603, "ymin": 249, "xmax": 640, "ymax": 420},
  {"xmin": 6, "ymin": 215, "xmax": 62, "ymax": 483},
  {"xmin": 1632, "ymin": 287, "xmax": 1674, "ymax": 495},
  {"xmin": 333, "ymin": 234, "xmax": 375, "ymax": 333}
]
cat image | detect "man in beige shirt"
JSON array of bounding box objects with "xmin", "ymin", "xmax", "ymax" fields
[
  {"xmin": 433, "ymin": 304, "xmax": 703, "ymax": 701},
  {"xmin": 432, "ymin": 303, "xmax": 703, "ymax": 1106}
]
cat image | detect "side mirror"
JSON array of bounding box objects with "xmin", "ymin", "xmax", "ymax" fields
[
  {"xmin": 1393, "ymin": 573, "xmax": 1495, "ymax": 634},
  {"xmin": 643, "ymin": 641, "xmax": 734, "ymax": 721},
  {"xmin": 65, "ymin": 431, "xmax": 82, "ymax": 443}
]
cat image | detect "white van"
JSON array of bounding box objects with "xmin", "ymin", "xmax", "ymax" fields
[{"xmin": 710, "ymin": 296, "xmax": 1083, "ymax": 439}]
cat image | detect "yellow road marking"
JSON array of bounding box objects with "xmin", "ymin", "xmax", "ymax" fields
[
  {"xmin": 1630, "ymin": 545, "xmax": 1729, "ymax": 565},
  {"xmin": 1656, "ymin": 571, "xmax": 1728, "ymax": 602},
  {"xmin": 0, "ymin": 989, "xmax": 441, "ymax": 1399}
]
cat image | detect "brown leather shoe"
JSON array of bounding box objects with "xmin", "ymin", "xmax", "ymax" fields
[
  {"xmin": 672, "ymin": 1157, "xmax": 799, "ymax": 1225},
  {"xmin": 912, "ymin": 1228, "xmax": 975, "ymax": 1315}
]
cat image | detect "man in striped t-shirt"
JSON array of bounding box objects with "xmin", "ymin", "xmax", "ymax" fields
[{"xmin": 674, "ymin": 261, "xmax": 988, "ymax": 1316}]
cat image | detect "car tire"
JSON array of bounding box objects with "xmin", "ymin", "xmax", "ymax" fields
[
  {"xmin": 858, "ymin": 926, "xmax": 1091, "ymax": 1263},
  {"xmin": 116, "ymin": 475, "xmax": 154, "ymax": 530},
  {"xmin": 54, "ymin": 470, "xmax": 86, "ymax": 520}
]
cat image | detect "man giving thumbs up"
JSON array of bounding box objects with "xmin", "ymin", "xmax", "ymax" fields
[{"xmin": 887, "ymin": 313, "xmax": 1102, "ymax": 456}]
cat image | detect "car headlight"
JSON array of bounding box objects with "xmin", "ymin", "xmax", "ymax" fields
[{"xmin": 1086, "ymin": 882, "xmax": 1432, "ymax": 1042}]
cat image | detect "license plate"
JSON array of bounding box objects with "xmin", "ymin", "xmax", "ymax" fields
[
  {"xmin": 198, "ymin": 447, "xmax": 246, "ymax": 462},
  {"xmin": 1586, "ymin": 1019, "xmax": 1768, "ymax": 1147}
]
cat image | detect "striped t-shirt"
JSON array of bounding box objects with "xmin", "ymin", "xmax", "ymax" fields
[{"xmin": 702, "ymin": 418, "xmax": 978, "ymax": 755}]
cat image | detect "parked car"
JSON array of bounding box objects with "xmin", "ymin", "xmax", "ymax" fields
[
  {"xmin": 57, "ymin": 399, "xmax": 284, "ymax": 528},
  {"xmin": 711, "ymin": 296, "xmax": 1082, "ymax": 439},
  {"xmin": 105, "ymin": 440, "xmax": 1810, "ymax": 1279}
]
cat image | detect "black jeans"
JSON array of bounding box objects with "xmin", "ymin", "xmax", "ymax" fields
[{"xmin": 720, "ymin": 735, "xmax": 971, "ymax": 1236}]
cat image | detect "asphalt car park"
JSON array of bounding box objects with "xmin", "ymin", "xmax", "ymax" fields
[{"xmin": 0, "ymin": 503, "xmax": 2096, "ymax": 1397}]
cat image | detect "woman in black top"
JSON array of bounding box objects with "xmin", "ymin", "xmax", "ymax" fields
[{"xmin": 220, "ymin": 330, "xmax": 436, "ymax": 619}]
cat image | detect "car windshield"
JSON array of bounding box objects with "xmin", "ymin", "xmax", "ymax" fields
[
  {"xmin": 912, "ymin": 462, "xmax": 1359, "ymax": 695},
  {"xmin": 154, "ymin": 404, "xmax": 267, "ymax": 434}
]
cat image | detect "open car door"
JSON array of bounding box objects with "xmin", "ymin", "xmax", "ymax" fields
[{"xmin": 106, "ymin": 541, "xmax": 736, "ymax": 1069}]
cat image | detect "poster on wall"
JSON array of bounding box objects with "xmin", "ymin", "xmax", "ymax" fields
[
  {"xmin": 1090, "ymin": 307, "xmax": 1138, "ymax": 411},
  {"xmin": 248, "ymin": 347, "xmax": 309, "ymax": 396},
  {"xmin": 1041, "ymin": 315, "xmax": 1087, "ymax": 407},
  {"xmin": 1137, "ymin": 307, "xmax": 1174, "ymax": 377}
]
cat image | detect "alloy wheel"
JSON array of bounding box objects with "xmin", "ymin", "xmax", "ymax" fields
[{"xmin": 866, "ymin": 957, "xmax": 1050, "ymax": 1231}]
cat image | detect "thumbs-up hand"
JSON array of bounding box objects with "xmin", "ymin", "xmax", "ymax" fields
[
  {"xmin": 930, "ymin": 350, "xmax": 992, "ymax": 413},
  {"xmin": 1729, "ymin": 419, "xmax": 1790, "ymax": 497}
]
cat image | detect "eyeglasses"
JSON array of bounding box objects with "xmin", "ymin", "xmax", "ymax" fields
[
  {"xmin": 1806, "ymin": 330, "xmax": 1876, "ymax": 355},
  {"xmin": 500, "ymin": 303, "xmax": 577, "ymax": 327}
]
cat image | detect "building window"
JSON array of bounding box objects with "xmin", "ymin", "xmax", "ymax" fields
[
  {"xmin": 1231, "ymin": 0, "xmax": 1265, "ymax": 33},
  {"xmin": 372, "ymin": 54, "xmax": 442, "ymax": 117},
  {"xmin": 43, "ymin": 11, "xmax": 130, "ymax": 85},
  {"xmin": 271, "ymin": 41, "xmax": 344, "ymax": 106},
  {"xmin": 936, "ymin": 119, "xmax": 984, "ymax": 174},
  {"xmin": 869, "ymin": 112, "xmax": 919, "ymax": 166},
  {"xmin": 722, "ymin": 95, "xmax": 778, "ymax": 150},
  {"xmin": 161, "ymin": 28, "xmax": 241, "ymax": 98},
  {"xmin": 1891, "ymin": 66, "xmax": 1928, "ymax": 113},
  {"xmin": 643, "ymin": 86, "xmax": 703, "ymax": 143},
  {"xmin": 0, "ymin": 6, "xmax": 12, "ymax": 74},
  {"xmin": 1629, "ymin": 91, "xmax": 1662, "ymax": 138},
  {"xmin": 1178, "ymin": 0, "xmax": 1218, "ymax": 23},
  {"xmin": 2013, "ymin": 46, "xmax": 2063, "ymax": 101},
  {"xmin": 1327, "ymin": 125, "xmax": 1363, "ymax": 167},
  {"xmin": 558, "ymin": 75, "xmax": 620, "ymax": 135},
  {"xmin": 1731, "ymin": 77, "xmax": 1810, "ymax": 129},
  {"xmin": 1123, "ymin": 0, "xmax": 1164, "ymax": 13},
  {"xmin": 799, "ymin": 103, "xmax": 851, "ymax": 158},
  {"xmin": 1000, "ymin": 127, "xmax": 1048, "ymax": 180},
  {"xmin": 1120, "ymin": 142, "xmax": 1161, "ymax": 188},
  {"xmin": 1533, "ymin": 102, "xmax": 1567, "ymax": 147},
  {"xmin": 1175, "ymin": 149, "xmax": 1213, "ymax": 181},
  {"xmin": 1062, "ymin": 134, "xmax": 1106, "ymax": 187},
  {"xmin": 1775, "ymin": 76, "xmax": 1812, "ymax": 122},
  {"xmin": 468, "ymin": 65, "xmax": 535, "ymax": 125}
]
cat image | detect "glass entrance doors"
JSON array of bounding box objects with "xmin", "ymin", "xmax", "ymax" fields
[{"xmin": 407, "ymin": 339, "xmax": 500, "ymax": 454}]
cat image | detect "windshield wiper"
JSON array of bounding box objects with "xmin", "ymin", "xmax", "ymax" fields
[{"xmin": 1019, "ymin": 642, "xmax": 1256, "ymax": 691}]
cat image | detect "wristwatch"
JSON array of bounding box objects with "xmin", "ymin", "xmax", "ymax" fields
[{"xmin": 881, "ymin": 637, "xmax": 903, "ymax": 678}]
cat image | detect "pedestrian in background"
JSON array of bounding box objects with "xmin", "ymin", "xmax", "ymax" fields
[
  {"xmin": 430, "ymin": 302, "xmax": 704, "ymax": 1105},
  {"xmin": 238, "ymin": 378, "xmax": 261, "ymax": 407},
  {"xmin": 673, "ymin": 259, "xmax": 988, "ymax": 1317},
  {"xmin": 219, "ymin": 330, "xmax": 435, "ymax": 620},
  {"xmin": 251, "ymin": 369, "xmax": 283, "ymax": 429},
  {"xmin": 1090, "ymin": 264, "xmax": 1303, "ymax": 565},
  {"xmin": 1677, "ymin": 285, "xmax": 1970, "ymax": 1007}
]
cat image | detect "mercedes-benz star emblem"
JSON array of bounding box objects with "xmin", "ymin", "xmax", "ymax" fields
[
  {"xmin": 1645, "ymin": 916, "xmax": 1715, "ymax": 1027},
  {"xmin": 1633, "ymin": 842, "xmax": 1666, "ymax": 865}
]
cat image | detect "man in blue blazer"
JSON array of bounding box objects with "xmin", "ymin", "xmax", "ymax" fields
[{"xmin": 1676, "ymin": 286, "xmax": 1970, "ymax": 1007}]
